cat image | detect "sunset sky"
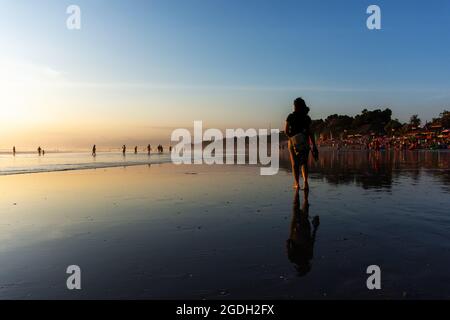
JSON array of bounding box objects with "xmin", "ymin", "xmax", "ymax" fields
[{"xmin": 1, "ymin": 0, "xmax": 450, "ymax": 150}]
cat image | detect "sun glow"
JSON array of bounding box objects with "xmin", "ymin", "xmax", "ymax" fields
[{"xmin": 0, "ymin": 59, "xmax": 63, "ymax": 124}]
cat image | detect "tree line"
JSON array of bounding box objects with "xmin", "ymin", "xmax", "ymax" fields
[{"xmin": 310, "ymin": 108, "xmax": 450, "ymax": 138}]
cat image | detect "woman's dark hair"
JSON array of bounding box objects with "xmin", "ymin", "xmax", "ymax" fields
[{"xmin": 294, "ymin": 97, "xmax": 310, "ymax": 115}]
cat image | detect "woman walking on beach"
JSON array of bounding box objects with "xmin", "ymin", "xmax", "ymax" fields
[{"xmin": 285, "ymin": 97, "xmax": 318, "ymax": 190}]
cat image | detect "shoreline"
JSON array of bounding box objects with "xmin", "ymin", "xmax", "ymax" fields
[
  {"xmin": 0, "ymin": 161, "xmax": 159, "ymax": 177},
  {"xmin": 1, "ymin": 148, "xmax": 449, "ymax": 177}
]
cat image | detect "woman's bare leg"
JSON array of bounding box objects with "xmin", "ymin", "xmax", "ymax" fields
[
  {"xmin": 289, "ymin": 151, "xmax": 300, "ymax": 189},
  {"xmin": 301, "ymin": 164, "xmax": 309, "ymax": 190}
]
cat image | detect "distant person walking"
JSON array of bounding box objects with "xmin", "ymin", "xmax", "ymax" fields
[
  {"xmin": 37, "ymin": 146, "xmax": 42, "ymax": 156},
  {"xmin": 285, "ymin": 97, "xmax": 318, "ymax": 190},
  {"xmin": 134, "ymin": 146, "xmax": 138, "ymax": 154},
  {"xmin": 122, "ymin": 145, "xmax": 126, "ymax": 156},
  {"xmin": 147, "ymin": 144, "xmax": 152, "ymax": 155},
  {"xmin": 92, "ymin": 145, "xmax": 97, "ymax": 156},
  {"xmin": 13, "ymin": 146, "xmax": 16, "ymax": 156}
]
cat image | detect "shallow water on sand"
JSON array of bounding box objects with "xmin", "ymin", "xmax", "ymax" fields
[
  {"xmin": 0, "ymin": 150, "xmax": 449, "ymax": 299},
  {"xmin": 0, "ymin": 152, "xmax": 172, "ymax": 175}
]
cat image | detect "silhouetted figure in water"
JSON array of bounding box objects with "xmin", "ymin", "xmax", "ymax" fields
[
  {"xmin": 134, "ymin": 146, "xmax": 138, "ymax": 154},
  {"xmin": 286, "ymin": 189, "xmax": 320, "ymax": 277},
  {"xmin": 92, "ymin": 145, "xmax": 97, "ymax": 157},
  {"xmin": 122, "ymin": 145, "xmax": 126, "ymax": 156},
  {"xmin": 285, "ymin": 97, "xmax": 318, "ymax": 190},
  {"xmin": 147, "ymin": 144, "xmax": 152, "ymax": 155},
  {"xmin": 13, "ymin": 146, "xmax": 16, "ymax": 156},
  {"xmin": 37, "ymin": 146, "xmax": 42, "ymax": 156},
  {"xmin": 42, "ymin": 149, "xmax": 45, "ymax": 156},
  {"xmin": 169, "ymin": 145, "xmax": 172, "ymax": 152}
]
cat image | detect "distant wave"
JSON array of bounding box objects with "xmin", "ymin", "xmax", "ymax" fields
[{"xmin": 0, "ymin": 152, "xmax": 173, "ymax": 176}]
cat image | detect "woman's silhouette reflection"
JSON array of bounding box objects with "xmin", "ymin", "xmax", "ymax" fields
[{"xmin": 286, "ymin": 189, "xmax": 320, "ymax": 277}]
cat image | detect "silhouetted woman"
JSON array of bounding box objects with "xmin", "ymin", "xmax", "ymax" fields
[
  {"xmin": 122, "ymin": 145, "xmax": 126, "ymax": 156},
  {"xmin": 285, "ymin": 97, "xmax": 318, "ymax": 190},
  {"xmin": 92, "ymin": 145, "xmax": 97, "ymax": 156}
]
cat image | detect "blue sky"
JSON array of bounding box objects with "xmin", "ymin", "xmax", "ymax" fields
[{"xmin": 1, "ymin": 0, "xmax": 449, "ymax": 147}]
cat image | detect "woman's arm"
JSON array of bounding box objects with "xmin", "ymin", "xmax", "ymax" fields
[{"xmin": 285, "ymin": 121, "xmax": 291, "ymax": 138}]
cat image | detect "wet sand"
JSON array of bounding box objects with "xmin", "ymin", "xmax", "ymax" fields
[{"xmin": 0, "ymin": 151, "xmax": 449, "ymax": 299}]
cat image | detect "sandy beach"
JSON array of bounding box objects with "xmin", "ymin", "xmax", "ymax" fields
[{"xmin": 0, "ymin": 150, "xmax": 449, "ymax": 299}]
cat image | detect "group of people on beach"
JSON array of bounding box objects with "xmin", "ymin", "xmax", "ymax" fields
[
  {"xmin": 10, "ymin": 144, "xmax": 171, "ymax": 157},
  {"xmin": 11, "ymin": 146, "xmax": 46, "ymax": 156},
  {"xmin": 320, "ymin": 135, "xmax": 449, "ymax": 151},
  {"xmin": 9, "ymin": 97, "xmax": 313, "ymax": 192},
  {"xmin": 13, "ymin": 146, "xmax": 46, "ymax": 156},
  {"xmin": 91, "ymin": 144, "xmax": 170, "ymax": 156},
  {"xmin": 10, "ymin": 97, "xmax": 315, "ymax": 192}
]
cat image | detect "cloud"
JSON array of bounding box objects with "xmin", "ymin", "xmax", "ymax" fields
[{"xmin": 0, "ymin": 59, "xmax": 62, "ymax": 86}]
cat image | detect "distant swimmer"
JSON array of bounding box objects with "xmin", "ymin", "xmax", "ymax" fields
[
  {"xmin": 92, "ymin": 144, "xmax": 97, "ymax": 156},
  {"xmin": 134, "ymin": 146, "xmax": 138, "ymax": 154},
  {"xmin": 38, "ymin": 146, "xmax": 42, "ymax": 156},
  {"xmin": 122, "ymin": 145, "xmax": 126, "ymax": 155},
  {"xmin": 13, "ymin": 146, "xmax": 16, "ymax": 156},
  {"xmin": 147, "ymin": 144, "xmax": 152, "ymax": 155}
]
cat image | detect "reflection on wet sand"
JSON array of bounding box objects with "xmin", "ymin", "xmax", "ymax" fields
[
  {"xmin": 286, "ymin": 189, "xmax": 320, "ymax": 277},
  {"xmin": 280, "ymin": 149, "xmax": 450, "ymax": 191},
  {"xmin": 0, "ymin": 151, "xmax": 449, "ymax": 299}
]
